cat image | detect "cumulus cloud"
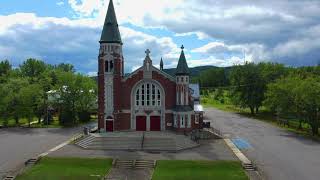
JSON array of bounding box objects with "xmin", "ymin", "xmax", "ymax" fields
[
  {"xmin": 0, "ymin": 13, "xmax": 181, "ymax": 73},
  {"xmin": 66, "ymin": 0, "xmax": 320, "ymax": 66},
  {"xmin": 1, "ymin": 0, "xmax": 320, "ymax": 73},
  {"xmin": 57, "ymin": 1, "xmax": 65, "ymax": 6}
]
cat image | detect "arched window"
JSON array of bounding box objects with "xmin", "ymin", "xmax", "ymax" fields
[{"xmin": 135, "ymin": 82, "xmax": 162, "ymax": 107}]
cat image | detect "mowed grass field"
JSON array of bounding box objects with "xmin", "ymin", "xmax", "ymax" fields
[
  {"xmin": 152, "ymin": 160, "xmax": 248, "ymax": 180},
  {"xmin": 16, "ymin": 157, "xmax": 112, "ymax": 180}
]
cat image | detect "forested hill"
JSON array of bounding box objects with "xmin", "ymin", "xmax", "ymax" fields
[{"xmin": 163, "ymin": 65, "xmax": 219, "ymax": 77}]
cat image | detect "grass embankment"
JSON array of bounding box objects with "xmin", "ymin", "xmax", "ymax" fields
[
  {"xmin": 0, "ymin": 115, "xmax": 97, "ymax": 128},
  {"xmin": 202, "ymin": 96, "xmax": 320, "ymax": 140},
  {"xmin": 16, "ymin": 157, "xmax": 112, "ymax": 180},
  {"xmin": 152, "ymin": 160, "xmax": 248, "ymax": 180}
]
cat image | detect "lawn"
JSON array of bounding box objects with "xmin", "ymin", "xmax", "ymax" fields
[
  {"xmin": 16, "ymin": 157, "xmax": 112, "ymax": 180},
  {"xmin": 152, "ymin": 160, "xmax": 248, "ymax": 180},
  {"xmin": 0, "ymin": 115, "xmax": 97, "ymax": 128}
]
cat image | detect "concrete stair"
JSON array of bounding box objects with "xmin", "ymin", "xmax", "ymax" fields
[
  {"xmin": 143, "ymin": 138, "xmax": 176, "ymax": 151},
  {"xmin": 88, "ymin": 137, "xmax": 141, "ymax": 150},
  {"xmin": 75, "ymin": 135, "xmax": 95, "ymax": 148},
  {"xmin": 243, "ymin": 163, "xmax": 256, "ymax": 171},
  {"xmin": 75, "ymin": 134, "xmax": 141, "ymax": 150},
  {"xmin": 114, "ymin": 159, "xmax": 156, "ymax": 169},
  {"xmin": 75, "ymin": 132, "xmax": 199, "ymax": 151},
  {"xmin": 175, "ymin": 136, "xmax": 199, "ymax": 151}
]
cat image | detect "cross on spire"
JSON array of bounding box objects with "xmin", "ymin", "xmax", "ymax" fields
[
  {"xmin": 145, "ymin": 49, "xmax": 151, "ymax": 56},
  {"xmin": 181, "ymin": 45, "xmax": 184, "ymax": 50}
]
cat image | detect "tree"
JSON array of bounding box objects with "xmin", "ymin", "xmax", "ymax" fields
[
  {"xmin": 20, "ymin": 58, "xmax": 46, "ymax": 82},
  {"xmin": 229, "ymin": 63, "xmax": 265, "ymax": 114},
  {"xmin": 53, "ymin": 71, "xmax": 96, "ymax": 126},
  {"xmin": 265, "ymin": 75, "xmax": 320, "ymax": 135},
  {"xmin": 3, "ymin": 78, "xmax": 29, "ymax": 125},
  {"xmin": 199, "ymin": 68, "xmax": 227, "ymax": 88},
  {"xmin": 55, "ymin": 63, "xmax": 75, "ymax": 73},
  {"xmin": 0, "ymin": 60, "xmax": 11, "ymax": 76},
  {"xmin": 19, "ymin": 84, "xmax": 42, "ymax": 127},
  {"xmin": 76, "ymin": 75, "xmax": 97, "ymax": 122},
  {"xmin": 295, "ymin": 77, "xmax": 320, "ymax": 135},
  {"xmin": 0, "ymin": 60, "xmax": 12, "ymax": 83}
]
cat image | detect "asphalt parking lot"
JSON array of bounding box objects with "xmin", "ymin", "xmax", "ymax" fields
[
  {"xmin": 205, "ymin": 107, "xmax": 320, "ymax": 180},
  {"xmin": 0, "ymin": 126, "xmax": 85, "ymax": 178}
]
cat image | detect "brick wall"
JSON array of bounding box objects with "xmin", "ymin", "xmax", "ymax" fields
[
  {"xmin": 98, "ymin": 56, "xmax": 105, "ymax": 129},
  {"xmin": 114, "ymin": 113, "xmax": 131, "ymax": 130},
  {"xmin": 152, "ymin": 71, "xmax": 176, "ymax": 109}
]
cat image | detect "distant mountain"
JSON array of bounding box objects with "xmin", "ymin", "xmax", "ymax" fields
[
  {"xmin": 91, "ymin": 65, "xmax": 222, "ymax": 83},
  {"xmin": 163, "ymin": 65, "xmax": 218, "ymax": 77}
]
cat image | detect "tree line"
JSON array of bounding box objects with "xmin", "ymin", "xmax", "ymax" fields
[
  {"xmin": 197, "ymin": 62, "xmax": 320, "ymax": 135},
  {"xmin": 0, "ymin": 59, "xmax": 97, "ymax": 127}
]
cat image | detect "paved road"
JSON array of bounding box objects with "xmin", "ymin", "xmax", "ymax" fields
[
  {"xmin": 205, "ymin": 108, "xmax": 320, "ymax": 180},
  {"xmin": 0, "ymin": 123, "xmax": 94, "ymax": 178}
]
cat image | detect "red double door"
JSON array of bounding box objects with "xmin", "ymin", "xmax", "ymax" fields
[
  {"xmin": 136, "ymin": 116, "xmax": 147, "ymax": 131},
  {"xmin": 136, "ymin": 116, "xmax": 161, "ymax": 131},
  {"xmin": 150, "ymin": 116, "xmax": 161, "ymax": 131}
]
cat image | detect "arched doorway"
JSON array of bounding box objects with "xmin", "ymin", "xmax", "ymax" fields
[
  {"xmin": 105, "ymin": 116, "xmax": 114, "ymax": 132},
  {"xmin": 131, "ymin": 80, "xmax": 165, "ymax": 131}
]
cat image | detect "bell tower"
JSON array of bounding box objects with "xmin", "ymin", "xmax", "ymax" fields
[
  {"xmin": 173, "ymin": 45, "xmax": 192, "ymax": 130},
  {"xmin": 98, "ymin": 0, "xmax": 123, "ymax": 131},
  {"xmin": 175, "ymin": 45, "xmax": 190, "ymax": 106}
]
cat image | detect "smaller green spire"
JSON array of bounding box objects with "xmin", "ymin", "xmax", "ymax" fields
[
  {"xmin": 175, "ymin": 45, "xmax": 190, "ymax": 75},
  {"xmin": 160, "ymin": 57, "xmax": 163, "ymax": 70}
]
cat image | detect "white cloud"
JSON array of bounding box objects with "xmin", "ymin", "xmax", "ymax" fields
[
  {"xmin": 57, "ymin": 1, "xmax": 65, "ymax": 6},
  {"xmin": 66, "ymin": 0, "xmax": 320, "ymax": 66},
  {"xmin": 87, "ymin": 71, "xmax": 97, "ymax": 76},
  {"xmin": 0, "ymin": 13, "xmax": 181, "ymax": 73},
  {"xmin": 188, "ymin": 56, "xmax": 244, "ymax": 67}
]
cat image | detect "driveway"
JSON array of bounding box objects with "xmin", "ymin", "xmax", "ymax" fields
[
  {"xmin": 205, "ymin": 108, "xmax": 320, "ymax": 180},
  {"xmin": 0, "ymin": 122, "xmax": 94, "ymax": 178}
]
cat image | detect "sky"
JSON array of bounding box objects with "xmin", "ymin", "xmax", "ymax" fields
[{"xmin": 0, "ymin": 0, "xmax": 320, "ymax": 75}]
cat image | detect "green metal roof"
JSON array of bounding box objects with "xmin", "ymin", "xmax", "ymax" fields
[
  {"xmin": 175, "ymin": 45, "xmax": 190, "ymax": 75},
  {"xmin": 100, "ymin": 0, "xmax": 122, "ymax": 44}
]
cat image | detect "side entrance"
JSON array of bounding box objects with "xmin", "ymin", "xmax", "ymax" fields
[{"xmin": 106, "ymin": 120, "xmax": 114, "ymax": 132}]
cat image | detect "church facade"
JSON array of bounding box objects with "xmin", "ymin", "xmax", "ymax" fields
[{"xmin": 98, "ymin": 0, "xmax": 203, "ymax": 132}]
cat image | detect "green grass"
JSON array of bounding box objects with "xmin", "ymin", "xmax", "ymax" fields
[
  {"xmin": 1, "ymin": 115, "xmax": 97, "ymax": 128},
  {"xmin": 0, "ymin": 118, "xmax": 32, "ymax": 127},
  {"xmin": 152, "ymin": 160, "xmax": 248, "ymax": 180},
  {"xmin": 16, "ymin": 157, "xmax": 112, "ymax": 180}
]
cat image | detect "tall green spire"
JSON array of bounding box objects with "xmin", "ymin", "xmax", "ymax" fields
[
  {"xmin": 100, "ymin": 0, "xmax": 122, "ymax": 44},
  {"xmin": 175, "ymin": 45, "xmax": 190, "ymax": 75}
]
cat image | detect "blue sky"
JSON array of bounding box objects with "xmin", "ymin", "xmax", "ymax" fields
[{"xmin": 0, "ymin": 0, "xmax": 320, "ymax": 75}]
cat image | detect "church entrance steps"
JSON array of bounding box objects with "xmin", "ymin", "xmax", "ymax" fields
[
  {"xmin": 74, "ymin": 131, "xmax": 199, "ymax": 151},
  {"xmin": 114, "ymin": 159, "xmax": 156, "ymax": 169},
  {"xmin": 105, "ymin": 159, "xmax": 156, "ymax": 180},
  {"xmin": 74, "ymin": 135, "xmax": 95, "ymax": 148}
]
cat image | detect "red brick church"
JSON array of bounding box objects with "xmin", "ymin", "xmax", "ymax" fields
[{"xmin": 98, "ymin": 0, "xmax": 203, "ymax": 132}]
